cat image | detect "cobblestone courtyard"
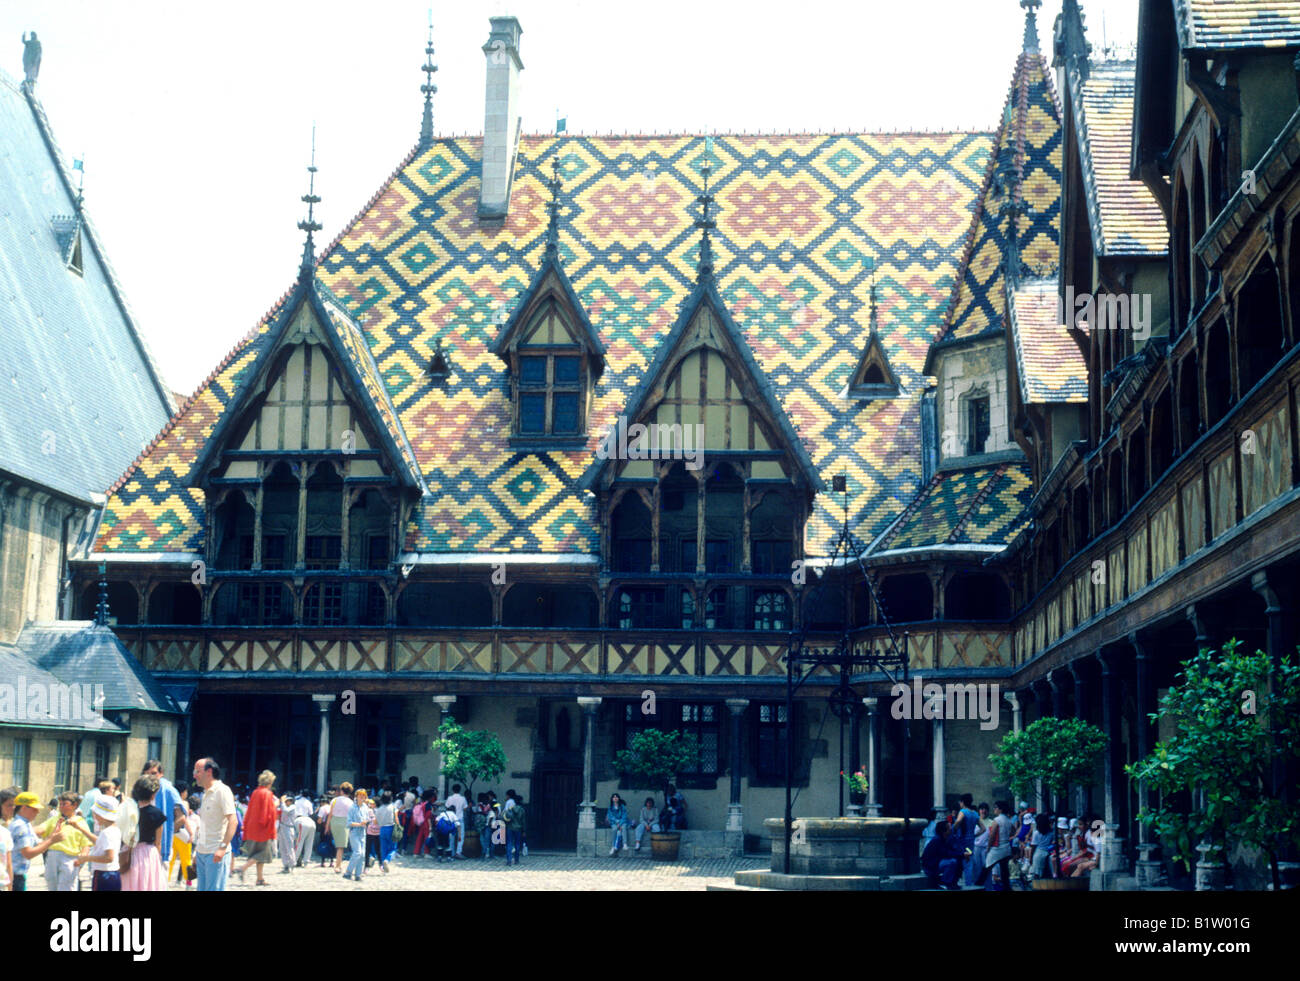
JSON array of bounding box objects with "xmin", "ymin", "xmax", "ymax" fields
[{"xmin": 25, "ymin": 851, "xmax": 769, "ymax": 892}]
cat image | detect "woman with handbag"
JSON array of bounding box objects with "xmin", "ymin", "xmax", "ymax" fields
[{"xmin": 122, "ymin": 776, "xmax": 167, "ymax": 891}]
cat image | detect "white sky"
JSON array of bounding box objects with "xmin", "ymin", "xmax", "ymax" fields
[{"xmin": 2, "ymin": 0, "xmax": 1139, "ymax": 397}]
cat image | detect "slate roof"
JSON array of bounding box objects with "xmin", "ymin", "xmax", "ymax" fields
[
  {"xmin": 0, "ymin": 69, "xmax": 174, "ymax": 503},
  {"xmin": 1069, "ymin": 59, "xmax": 1167, "ymax": 257},
  {"xmin": 869, "ymin": 462, "xmax": 1034, "ymax": 553},
  {"xmin": 97, "ymin": 129, "xmax": 996, "ymax": 558},
  {"xmin": 1177, "ymin": 0, "xmax": 1300, "ymax": 49},
  {"xmin": 0, "ymin": 643, "xmax": 126, "ymax": 733},
  {"xmin": 1007, "ymin": 276, "xmax": 1089, "ymax": 404},
  {"xmin": 931, "ymin": 48, "xmax": 1062, "ymax": 352},
  {"xmin": 14, "ymin": 622, "xmax": 182, "ymax": 715}
]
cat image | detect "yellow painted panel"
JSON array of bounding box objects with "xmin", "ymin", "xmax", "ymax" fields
[
  {"xmin": 307, "ymin": 406, "xmax": 328, "ymax": 447},
  {"xmin": 282, "ymin": 406, "xmax": 302, "ymax": 450},
  {"xmin": 351, "ymin": 459, "xmax": 383, "ymax": 478},
  {"xmin": 225, "ymin": 460, "xmax": 258, "ymax": 478},
  {"xmin": 679, "ymin": 351, "xmax": 700, "ymax": 401},
  {"xmin": 705, "ymin": 405, "xmax": 728, "ymax": 446},
  {"xmin": 1182, "ymin": 478, "xmax": 1205, "ymax": 554},
  {"xmin": 1243, "ymin": 402, "xmax": 1291, "ymax": 516},
  {"xmin": 284, "ymin": 346, "xmax": 304, "ymax": 402},
  {"xmin": 752, "ymin": 460, "xmax": 784, "ymax": 479},
  {"xmin": 618, "ymin": 459, "xmax": 654, "ymax": 478},
  {"xmin": 309, "ymin": 346, "xmax": 329, "ymax": 401},
  {"xmin": 1208, "ymin": 449, "xmax": 1235, "ymax": 539},
  {"xmin": 705, "ymin": 350, "xmax": 727, "ymax": 399},
  {"xmin": 732, "ymin": 404, "xmax": 751, "ymax": 449}
]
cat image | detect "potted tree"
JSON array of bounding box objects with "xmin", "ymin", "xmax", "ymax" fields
[
  {"xmin": 1128, "ymin": 640, "xmax": 1300, "ymax": 891},
  {"xmin": 612, "ymin": 729, "xmax": 700, "ymax": 860},
  {"xmin": 432, "ymin": 715, "xmax": 507, "ymax": 858},
  {"xmin": 990, "ymin": 716, "xmax": 1107, "ymax": 890}
]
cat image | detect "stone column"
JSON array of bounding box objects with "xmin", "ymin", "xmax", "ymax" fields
[
  {"xmin": 725, "ymin": 699, "xmax": 748, "ymax": 832},
  {"xmin": 433, "ymin": 695, "xmax": 456, "ymax": 800},
  {"xmin": 929, "ymin": 691, "xmax": 945, "ymax": 819},
  {"xmin": 578, "ymin": 696, "xmax": 602, "ymax": 830},
  {"xmin": 863, "ymin": 697, "xmax": 881, "ymax": 816},
  {"xmin": 1131, "ymin": 632, "xmax": 1163, "ymax": 887},
  {"xmin": 1096, "ymin": 649, "xmax": 1128, "ymax": 883},
  {"xmin": 311, "ymin": 694, "xmax": 335, "ymax": 795}
]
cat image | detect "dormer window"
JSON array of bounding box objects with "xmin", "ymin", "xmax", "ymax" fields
[
  {"xmin": 965, "ymin": 392, "xmax": 991, "ymax": 455},
  {"xmin": 518, "ymin": 350, "xmax": 583, "ymax": 435}
]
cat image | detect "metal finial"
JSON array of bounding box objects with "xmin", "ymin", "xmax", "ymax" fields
[
  {"xmin": 1021, "ymin": 0, "xmax": 1042, "ymax": 53},
  {"xmin": 695, "ymin": 153, "xmax": 717, "ymax": 281},
  {"xmin": 95, "ymin": 561, "xmax": 110, "ymax": 626},
  {"xmin": 298, "ymin": 126, "xmax": 322, "ymax": 281},
  {"xmin": 544, "ymin": 156, "xmax": 563, "ymax": 258},
  {"xmin": 420, "ymin": 16, "xmax": 439, "ymax": 149},
  {"xmin": 867, "ymin": 258, "xmax": 879, "ymax": 335}
]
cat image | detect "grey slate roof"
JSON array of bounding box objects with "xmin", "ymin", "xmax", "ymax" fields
[
  {"xmin": 14, "ymin": 621, "xmax": 181, "ymax": 715},
  {"xmin": 0, "ymin": 68, "xmax": 174, "ymax": 504},
  {"xmin": 0, "ymin": 642, "xmax": 126, "ymax": 732}
]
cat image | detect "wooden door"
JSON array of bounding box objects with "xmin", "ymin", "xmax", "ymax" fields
[{"xmin": 534, "ymin": 770, "xmax": 582, "ymax": 850}]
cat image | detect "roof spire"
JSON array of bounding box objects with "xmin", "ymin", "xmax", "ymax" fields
[
  {"xmin": 297, "ymin": 126, "xmax": 322, "ymax": 283},
  {"xmin": 695, "ymin": 153, "xmax": 717, "ymax": 283},
  {"xmin": 95, "ymin": 561, "xmax": 110, "ymax": 627},
  {"xmin": 419, "ymin": 13, "xmax": 438, "ymax": 149},
  {"xmin": 544, "ymin": 155, "xmax": 563, "ymax": 258},
  {"xmin": 867, "ymin": 257, "xmax": 879, "ymax": 336},
  {"xmin": 1021, "ymin": 0, "xmax": 1042, "ymax": 53}
]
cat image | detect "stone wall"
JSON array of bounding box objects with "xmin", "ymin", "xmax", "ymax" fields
[
  {"xmin": 0, "ymin": 482, "xmax": 86, "ymax": 643},
  {"xmin": 937, "ymin": 342, "xmax": 1013, "ymax": 461}
]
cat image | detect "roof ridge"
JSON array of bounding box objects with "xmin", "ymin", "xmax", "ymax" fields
[{"xmin": 947, "ymin": 462, "xmax": 1011, "ymax": 543}]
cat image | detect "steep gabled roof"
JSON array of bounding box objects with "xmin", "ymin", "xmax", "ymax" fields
[
  {"xmin": 927, "ymin": 37, "xmax": 1062, "ymax": 366},
  {"xmin": 1065, "ymin": 57, "xmax": 1168, "ymax": 257},
  {"xmin": 579, "ymin": 277, "xmax": 824, "ymax": 493},
  {"xmin": 0, "ymin": 69, "xmax": 174, "ymax": 503},
  {"xmin": 1006, "ymin": 276, "xmax": 1089, "ymax": 404},
  {"xmin": 490, "ymin": 253, "xmax": 606, "ymax": 363},
  {"xmin": 1176, "ymin": 0, "xmax": 1300, "ymax": 49},
  {"xmin": 99, "ymin": 129, "xmax": 992, "ymax": 557},
  {"xmin": 868, "ymin": 462, "xmax": 1034, "ymax": 553},
  {"xmin": 189, "ymin": 272, "xmax": 425, "ymax": 493},
  {"xmin": 0, "ymin": 642, "xmax": 127, "ymax": 733}
]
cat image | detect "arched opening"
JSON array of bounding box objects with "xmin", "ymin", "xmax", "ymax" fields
[
  {"xmin": 1107, "ymin": 450, "xmax": 1124, "ymax": 528},
  {"xmin": 502, "ymin": 583, "xmax": 598, "ymax": 628},
  {"xmin": 211, "ymin": 580, "xmax": 294, "ymax": 626},
  {"xmin": 878, "ymin": 573, "xmax": 933, "ymax": 623},
  {"xmin": 304, "ymin": 463, "xmax": 344, "ymax": 568},
  {"xmin": 147, "ymin": 583, "xmax": 202, "ymax": 625},
  {"xmin": 1236, "ymin": 256, "xmax": 1286, "ymax": 394},
  {"xmin": 397, "ymin": 582, "xmax": 493, "ymax": 627},
  {"xmin": 656, "ymin": 463, "xmax": 698, "ymax": 572},
  {"xmin": 1204, "ymin": 316, "xmax": 1233, "ymax": 426},
  {"xmin": 944, "ymin": 571, "xmax": 1011, "ymax": 620},
  {"xmin": 1091, "ymin": 477, "xmax": 1106, "ymax": 540},
  {"xmin": 1072, "ymin": 484, "xmax": 1090, "ymax": 550},
  {"xmin": 750, "ymin": 489, "xmax": 793, "ymax": 574},
  {"xmin": 1176, "ymin": 353, "xmax": 1199, "ymax": 451},
  {"xmin": 1191, "ymin": 156, "xmax": 1208, "ymax": 308},
  {"xmin": 348, "ymin": 490, "xmax": 394, "ymax": 569},
  {"xmin": 611, "ymin": 492, "xmax": 653, "ymax": 573},
  {"xmin": 702, "ymin": 462, "xmax": 745, "ymax": 573},
  {"xmin": 1127, "ymin": 428, "xmax": 1148, "ymax": 506},
  {"xmin": 1149, "ymin": 396, "xmax": 1173, "ymax": 482},
  {"xmin": 259, "ymin": 461, "xmax": 298, "ymax": 568},
  {"xmin": 212, "ymin": 491, "xmax": 256, "ymax": 570},
  {"xmin": 77, "ymin": 581, "xmax": 140, "ymax": 623},
  {"xmin": 1173, "ymin": 184, "xmax": 1192, "ymax": 332}
]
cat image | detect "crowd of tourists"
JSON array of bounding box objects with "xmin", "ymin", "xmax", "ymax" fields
[
  {"xmin": 919, "ymin": 794, "xmax": 1103, "ymax": 890},
  {"xmin": 0, "ymin": 757, "xmax": 536, "ymax": 891}
]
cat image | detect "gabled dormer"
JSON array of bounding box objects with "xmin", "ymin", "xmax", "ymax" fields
[
  {"xmin": 845, "ymin": 277, "xmax": 900, "ymax": 400},
  {"xmin": 491, "ymin": 157, "xmax": 605, "ymax": 447}
]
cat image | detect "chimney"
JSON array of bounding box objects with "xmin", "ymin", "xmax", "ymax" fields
[{"xmin": 480, "ymin": 16, "xmax": 523, "ymax": 220}]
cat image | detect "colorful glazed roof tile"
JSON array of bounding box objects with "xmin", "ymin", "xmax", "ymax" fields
[
  {"xmin": 1177, "ymin": 0, "xmax": 1300, "ymax": 49},
  {"xmin": 930, "ymin": 44, "xmax": 1062, "ymax": 354},
  {"xmin": 1007, "ymin": 277, "xmax": 1089, "ymax": 403},
  {"xmin": 0, "ymin": 69, "xmax": 173, "ymax": 503},
  {"xmin": 1070, "ymin": 59, "xmax": 1167, "ymax": 257},
  {"xmin": 98, "ymin": 128, "xmax": 998, "ymax": 558},
  {"xmin": 869, "ymin": 462, "xmax": 1034, "ymax": 552}
]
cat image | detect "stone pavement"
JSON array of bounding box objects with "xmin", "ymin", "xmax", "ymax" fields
[{"xmin": 26, "ymin": 849, "xmax": 768, "ymax": 892}]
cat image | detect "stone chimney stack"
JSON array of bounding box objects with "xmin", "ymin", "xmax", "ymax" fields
[{"xmin": 480, "ymin": 16, "xmax": 523, "ymax": 220}]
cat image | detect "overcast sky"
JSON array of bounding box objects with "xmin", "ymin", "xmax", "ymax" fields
[{"xmin": 2, "ymin": 0, "xmax": 1140, "ymax": 396}]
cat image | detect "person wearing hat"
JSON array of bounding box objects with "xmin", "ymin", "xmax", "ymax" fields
[
  {"xmin": 10, "ymin": 791, "xmax": 64, "ymax": 891},
  {"xmin": 74, "ymin": 793, "xmax": 123, "ymax": 891},
  {"xmin": 35, "ymin": 792, "xmax": 95, "ymax": 891}
]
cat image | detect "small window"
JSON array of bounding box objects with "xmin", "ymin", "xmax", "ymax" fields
[
  {"xmin": 305, "ymin": 536, "xmax": 342, "ymax": 570},
  {"xmin": 756, "ymin": 702, "xmax": 789, "ymax": 781},
  {"xmin": 10, "ymin": 737, "xmax": 31, "ymax": 789},
  {"xmin": 93, "ymin": 741, "xmax": 109, "ymax": 783},
  {"xmin": 680, "ymin": 540, "xmax": 698, "ymax": 574},
  {"xmin": 304, "ymin": 582, "xmax": 343, "ymax": 625},
  {"xmin": 54, "ymin": 740, "xmax": 72, "ymax": 796},
  {"xmin": 615, "ymin": 539, "xmax": 651, "ymax": 574},
  {"xmin": 262, "ymin": 535, "xmax": 287, "ymax": 570},
  {"xmin": 515, "ymin": 352, "xmax": 585, "ymax": 437},
  {"xmin": 966, "ymin": 395, "xmax": 990, "ymax": 455},
  {"xmin": 752, "ymin": 590, "xmax": 789, "ymax": 631},
  {"xmin": 705, "ymin": 539, "xmax": 731, "ymax": 574},
  {"xmin": 615, "ymin": 588, "xmax": 665, "ymax": 629},
  {"xmin": 705, "ymin": 587, "xmax": 731, "ymax": 630},
  {"xmin": 679, "ymin": 702, "xmax": 720, "ymax": 776},
  {"xmin": 147, "ymin": 737, "xmax": 162, "ymax": 766},
  {"xmin": 680, "ymin": 589, "xmax": 695, "ymax": 629},
  {"xmin": 366, "ymin": 535, "xmax": 390, "ymax": 570},
  {"xmin": 752, "ymin": 540, "xmax": 792, "ymax": 575}
]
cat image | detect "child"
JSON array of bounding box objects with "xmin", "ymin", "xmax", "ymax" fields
[
  {"xmin": 75, "ymin": 795, "xmax": 123, "ymax": 891},
  {"xmin": 434, "ymin": 802, "xmax": 459, "ymax": 863}
]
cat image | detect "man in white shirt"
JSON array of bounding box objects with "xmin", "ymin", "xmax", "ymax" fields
[
  {"xmin": 444, "ymin": 784, "xmax": 468, "ymax": 858},
  {"xmin": 191, "ymin": 757, "xmax": 237, "ymax": 891}
]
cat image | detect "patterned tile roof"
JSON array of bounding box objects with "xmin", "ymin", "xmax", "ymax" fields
[
  {"xmin": 932, "ymin": 51, "xmax": 1062, "ymax": 350},
  {"xmin": 1071, "ymin": 60, "xmax": 1168, "ymax": 257},
  {"xmin": 870, "ymin": 462, "xmax": 1034, "ymax": 552},
  {"xmin": 1008, "ymin": 276, "xmax": 1089, "ymax": 404},
  {"xmin": 1177, "ymin": 0, "xmax": 1300, "ymax": 49},
  {"xmin": 0, "ymin": 70, "xmax": 173, "ymax": 503},
  {"xmin": 98, "ymin": 129, "xmax": 1000, "ymax": 558}
]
